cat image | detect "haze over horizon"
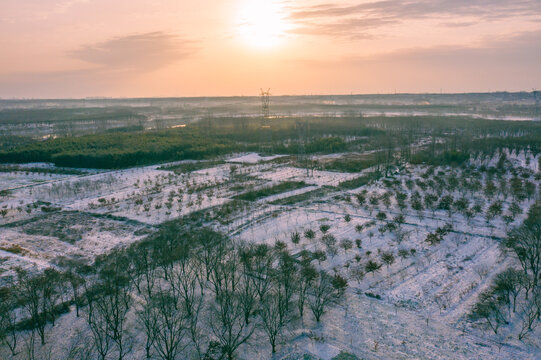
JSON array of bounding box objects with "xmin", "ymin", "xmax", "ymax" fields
[{"xmin": 1, "ymin": 0, "xmax": 540, "ymax": 98}]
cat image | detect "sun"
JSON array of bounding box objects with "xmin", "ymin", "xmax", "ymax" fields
[{"xmin": 236, "ymin": 0, "xmax": 290, "ymax": 49}]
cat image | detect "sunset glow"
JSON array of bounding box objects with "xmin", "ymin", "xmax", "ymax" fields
[
  {"xmin": 0, "ymin": 0, "xmax": 540, "ymax": 97},
  {"xmin": 236, "ymin": 0, "xmax": 291, "ymax": 49}
]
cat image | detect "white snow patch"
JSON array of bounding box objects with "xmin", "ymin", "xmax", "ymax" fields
[{"xmin": 227, "ymin": 153, "xmax": 286, "ymax": 164}]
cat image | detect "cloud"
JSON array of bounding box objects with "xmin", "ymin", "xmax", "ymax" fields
[
  {"xmin": 0, "ymin": 32, "xmax": 197, "ymax": 98},
  {"xmin": 440, "ymin": 21, "xmax": 476, "ymax": 28},
  {"xmin": 297, "ymin": 30, "xmax": 541, "ymax": 68},
  {"xmin": 68, "ymin": 32, "xmax": 196, "ymax": 72},
  {"xmin": 291, "ymin": 16, "xmax": 394, "ymax": 39},
  {"xmin": 288, "ymin": 0, "xmax": 541, "ymax": 39},
  {"xmin": 291, "ymin": 0, "xmax": 541, "ymax": 20},
  {"xmin": 280, "ymin": 30, "xmax": 541, "ymax": 93},
  {"xmin": 361, "ymin": 30, "xmax": 541, "ymax": 65},
  {"xmin": 290, "ymin": 30, "xmax": 541, "ymax": 91}
]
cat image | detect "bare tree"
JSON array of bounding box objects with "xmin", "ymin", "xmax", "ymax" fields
[
  {"xmin": 304, "ymin": 229, "xmax": 316, "ymax": 240},
  {"xmin": 297, "ymin": 264, "xmax": 317, "ymax": 320},
  {"xmin": 63, "ymin": 262, "xmax": 89, "ymax": 318},
  {"xmin": 259, "ymin": 290, "xmax": 284, "ymax": 354},
  {"xmin": 171, "ymin": 257, "xmax": 203, "ymax": 319},
  {"xmin": 194, "ymin": 229, "xmax": 227, "ymax": 282},
  {"xmin": 380, "ymin": 252, "xmax": 395, "ymax": 269},
  {"xmin": 127, "ymin": 241, "xmax": 159, "ymax": 300},
  {"xmin": 503, "ymin": 222, "xmax": 540, "ymax": 288},
  {"xmin": 492, "ymin": 268, "xmax": 528, "ymax": 313},
  {"xmin": 469, "ymin": 290, "xmax": 506, "ymax": 334},
  {"xmin": 518, "ymin": 288, "xmax": 540, "ymax": 340},
  {"xmin": 307, "ymin": 271, "xmax": 346, "ymax": 322},
  {"xmin": 209, "ymin": 289, "xmax": 255, "ymax": 360},
  {"xmin": 290, "ymin": 232, "xmax": 301, "ymax": 245},
  {"xmin": 86, "ymin": 297, "xmax": 113, "ymax": 360},
  {"xmin": 237, "ymin": 246, "xmax": 261, "ymax": 325},
  {"xmin": 208, "ymin": 250, "xmax": 240, "ymax": 298},
  {"xmin": 92, "ymin": 255, "xmax": 133, "ymax": 360},
  {"xmin": 248, "ymin": 244, "xmax": 275, "ymax": 301},
  {"xmin": 319, "ymin": 224, "xmax": 330, "ymax": 234},
  {"xmin": 274, "ymin": 251, "xmax": 298, "ymax": 321},
  {"xmin": 148, "ymin": 290, "xmax": 189, "ymax": 360},
  {"xmin": 153, "ymin": 223, "xmax": 189, "ymax": 281},
  {"xmin": 16, "ymin": 268, "xmax": 64, "ymax": 345},
  {"xmin": 349, "ymin": 266, "xmax": 365, "ymax": 284},
  {"xmin": 0, "ymin": 286, "xmax": 18, "ymax": 356},
  {"xmin": 365, "ymin": 260, "xmax": 382, "ymax": 277},
  {"xmin": 340, "ymin": 239, "xmax": 353, "ymax": 253},
  {"xmin": 186, "ymin": 293, "xmax": 207, "ymax": 360},
  {"xmin": 136, "ymin": 296, "xmax": 158, "ymax": 359},
  {"xmin": 62, "ymin": 328, "xmax": 95, "ymax": 360}
]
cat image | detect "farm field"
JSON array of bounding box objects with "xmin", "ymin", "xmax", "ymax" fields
[
  {"xmin": 3, "ymin": 0, "xmax": 541, "ymax": 357},
  {"xmin": 0, "ymin": 94, "xmax": 540, "ymax": 360},
  {"xmin": 1, "ymin": 140, "xmax": 540, "ymax": 359}
]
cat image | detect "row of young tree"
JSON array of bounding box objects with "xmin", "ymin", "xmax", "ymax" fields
[
  {"xmin": 352, "ymin": 164, "xmax": 538, "ymax": 230},
  {"xmin": 0, "ymin": 224, "xmax": 348, "ymax": 359},
  {"xmin": 470, "ymin": 204, "xmax": 541, "ymax": 339}
]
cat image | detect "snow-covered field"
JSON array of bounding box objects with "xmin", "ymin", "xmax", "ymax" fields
[{"xmin": 0, "ymin": 150, "xmax": 539, "ymax": 359}]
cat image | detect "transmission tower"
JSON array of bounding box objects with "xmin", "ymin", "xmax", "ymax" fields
[{"xmin": 260, "ymin": 88, "xmax": 271, "ymax": 119}]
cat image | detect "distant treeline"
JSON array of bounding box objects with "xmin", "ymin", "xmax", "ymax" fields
[
  {"xmin": 0, "ymin": 129, "xmax": 239, "ymax": 168},
  {"xmin": 0, "ymin": 134, "xmax": 354, "ymax": 169},
  {"xmin": 0, "ymin": 165, "xmax": 86, "ymax": 175},
  {"xmin": 0, "ymin": 107, "xmax": 146, "ymax": 125},
  {"xmin": 0, "ymin": 115, "xmax": 540, "ymax": 169},
  {"xmin": 0, "ymin": 117, "xmax": 369, "ymax": 168},
  {"xmin": 410, "ymin": 150, "xmax": 470, "ymax": 167}
]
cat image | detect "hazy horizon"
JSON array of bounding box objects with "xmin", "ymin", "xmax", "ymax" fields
[{"xmin": 1, "ymin": 90, "xmax": 539, "ymax": 101}]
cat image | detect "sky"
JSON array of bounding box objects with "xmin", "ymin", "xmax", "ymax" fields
[{"xmin": 0, "ymin": 0, "xmax": 540, "ymax": 98}]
